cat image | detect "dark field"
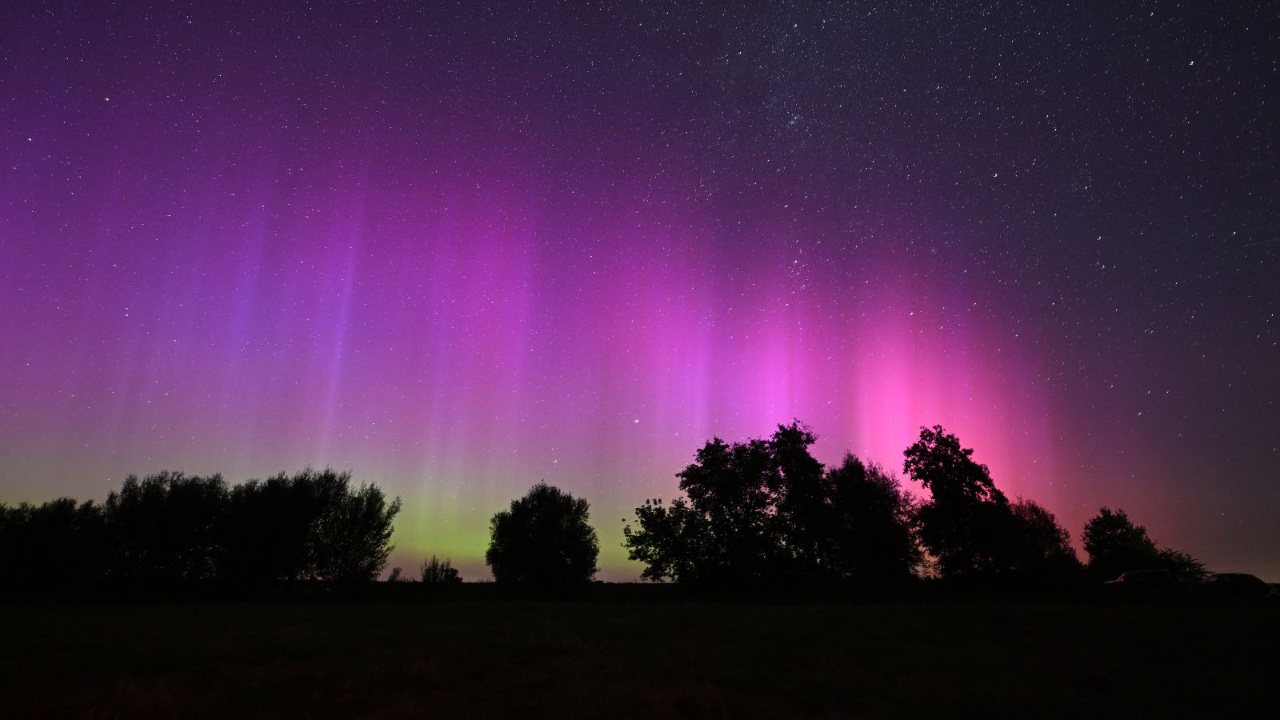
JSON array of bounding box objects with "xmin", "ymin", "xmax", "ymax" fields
[{"xmin": 2, "ymin": 598, "xmax": 1275, "ymax": 719}]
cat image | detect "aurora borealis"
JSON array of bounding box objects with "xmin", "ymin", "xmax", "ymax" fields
[{"xmin": 2, "ymin": 2, "xmax": 1276, "ymax": 581}]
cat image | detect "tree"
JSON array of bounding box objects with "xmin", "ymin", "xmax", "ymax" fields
[
  {"xmin": 904, "ymin": 426, "xmax": 1015, "ymax": 577},
  {"xmin": 904, "ymin": 426, "xmax": 1006, "ymax": 506},
  {"xmin": 1082, "ymin": 507, "xmax": 1160, "ymax": 579},
  {"xmin": 104, "ymin": 472, "xmax": 228, "ymax": 583},
  {"xmin": 1007, "ymin": 498, "xmax": 1081, "ymax": 579},
  {"xmin": 311, "ymin": 479, "xmax": 402, "ymax": 583},
  {"xmin": 1082, "ymin": 507, "xmax": 1204, "ymax": 581},
  {"xmin": 420, "ymin": 555, "xmax": 462, "ymax": 584},
  {"xmin": 0, "ymin": 498, "xmax": 107, "ymax": 591},
  {"xmin": 0, "ymin": 468, "xmax": 401, "ymax": 593},
  {"xmin": 217, "ymin": 468, "xmax": 400, "ymax": 585},
  {"xmin": 219, "ymin": 474, "xmax": 314, "ymax": 584},
  {"xmin": 1156, "ymin": 548, "xmax": 1206, "ymax": 583},
  {"xmin": 625, "ymin": 423, "xmax": 825, "ymax": 584},
  {"xmin": 486, "ymin": 483, "xmax": 598, "ymax": 584},
  {"xmin": 825, "ymin": 454, "xmax": 923, "ymax": 581},
  {"xmin": 624, "ymin": 497, "xmax": 714, "ymax": 583},
  {"xmin": 624, "ymin": 423, "xmax": 923, "ymax": 585}
]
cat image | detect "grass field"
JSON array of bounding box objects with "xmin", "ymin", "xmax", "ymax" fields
[{"xmin": 2, "ymin": 598, "xmax": 1275, "ymax": 719}]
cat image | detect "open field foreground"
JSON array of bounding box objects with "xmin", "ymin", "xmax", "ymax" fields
[{"xmin": 2, "ymin": 599, "xmax": 1275, "ymax": 719}]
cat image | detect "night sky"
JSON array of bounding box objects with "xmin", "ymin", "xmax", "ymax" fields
[{"xmin": 2, "ymin": 2, "xmax": 1276, "ymax": 581}]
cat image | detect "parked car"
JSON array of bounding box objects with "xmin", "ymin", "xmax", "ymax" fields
[
  {"xmin": 1104, "ymin": 569, "xmax": 1179, "ymax": 589},
  {"xmin": 1198, "ymin": 573, "xmax": 1270, "ymax": 597}
]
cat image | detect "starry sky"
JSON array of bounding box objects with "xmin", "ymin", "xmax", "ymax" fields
[{"xmin": 2, "ymin": 1, "xmax": 1276, "ymax": 581}]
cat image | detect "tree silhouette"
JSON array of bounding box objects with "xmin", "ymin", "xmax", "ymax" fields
[
  {"xmin": 220, "ymin": 473, "xmax": 318, "ymax": 584},
  {"xmin": 1082, "ymin": 507, "xmax": 1204, "ymax": 581},
  {"xmin": 311, "ymin": 479, "xmax": 402, "ymax": 583},
  {"xmin": 218, "ymin": 468, "xmax": 400, "ymax": 584},
  {"xmin": 486, "ymin": 483, "xmax": 598, "ymax": 584},
  {"xmin": 0, "ymin": 498, "xmax": 107, "ymax": 591},
  {"xmin": 1, "ymin": 468, "xmax": 400, "ymax": 594},
  {"xmin": 1155, "ymin": 548, "xmax": 1206, "ymax": 583},
  {"xmin": 625, "ymin": 424, "xmax": 817, "ymax": 584},
  {"xmin": 673, "ymin": 423, "xmax": 822, "ymax": 582},
  {"xmin": 420, "ymin": 555, "xmax": 462, "ymax": 583},
  {"xmin": 624, "ymin": 497, "xmax": 711, "ymax": 583},
  {"xmin": 1007, "ymin": 498, "xmax": 1081, "ymax": 579},
  {"xmin": 104, "ymin": 472, "xmax": 228, "ymax": 583},
  {"xmin": 1082, "ymin": 507, "xmax": 1160, "ymax": 579},
  {"xmin": 825, "ymin": 454, "xmax": 923, "ymax": 581},
  {"xmin": 765, "ymin": 423, "xmax": 831, "ymax": 578},
  {"xmin": 625, "ymin": 423, "xmax": 922, "ymax": 585},
  {"xmin": 904, "ymin": 426, "xmax": 1015, "ymax": 577},
  {"xmin": 904, "ymin": 426, "xmax": 1006, "ymax": 505}
]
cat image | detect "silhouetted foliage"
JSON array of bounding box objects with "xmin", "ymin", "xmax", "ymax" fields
[
  {"xmin": 311, "ymin": 479, "xmax": 401, "ymax": 583},
  {"xmin": 220, "ymin": 470, "xmax": 342, "ymax": 584},
  {"xmin": 625, "ymin": 497, "xmax": 710, "ymax": 583},
  {"xmin": 219, "ymin": 474, "xmax": 312, "ymax": 584},
  {"xmin": 823, "ymin": 454, "xmax": 923, "ymax": 581},
  {"xmin": 0, "ymin": 467, "xmax": 399, "ymax": 595},
  {"xmin": 625, "ymin": 424, "xmax": 922, "ymax": 585},
  {"xmin": 625, "ymin": 424, "xmax": 818, "ymax": 584},
  {"xmin": 421, "ymin": 555, "xmax": 462, "ymax": 584},
  {"xmin": 903, "ymin": 427, "xmax": 1086, "ymax": 581},
  {"xmin": 0, "ymin": 498, "xmax": 107, "ymax": 591},
  {"xmin": 904, "ymin": 426, "xmax": 1006, "ymax": 505},
  {"xmin": 1006, "ymin": 498, "xmax": 1082, "ymax": 579},
  {"xmin": 219, "ymin": 468, "xmax": 400, "ymax": 584},
  {"xmin": 624, "ymin": 497, "xmax": 710, "ymax": 583},
  {"xmin": 1156, "ymin": 549, "xmax": 1206, "ymax": 583},
  {"xmin": 486, "ymin": 483, "xmax": 599, "ymax": 584},
  {"xmin": 904, "ymin": 426, "xmax": 1017, "ymax": 577},
  {"xmin": 104, "ymin": 472, "xmax": 228, "ymax": 583},
  {"xmin": 1082, "ymin": 507, "xmax": 1160, "ymax": 579},
  {"xmin": 0, "ymin": 430, "xmax": 1219, "ymax": 598},
  {"xmin": 1083, "ymin": 507, "xmax": 1204, "ymax": 582}
]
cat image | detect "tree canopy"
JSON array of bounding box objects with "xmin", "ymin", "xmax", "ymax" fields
[
  {"xmin": 1007, "ymin": 498, "xmax": 1081, "ymax": 579},
  {"xmin": 1082, "ymin": 507, "xmax": 1203, "ymax": 581},
  {"xmin": 0, "ymin": 497, "xmax": 106, "ymax": 590},
  {"xmin": 904, "ymin": 427, "xmax": 1081, "ymax": 579},
  {"xmin": 220, "ymin": 468, "xmax": 401, "ymax": 584},
  {"xmin": 106, "ymin": 471, "xmax": 228, "ymax": 583},
  {"xmin": 904, "ymin": 426, "xmax": 1014, "ymax": 577},
  {"xmin": 624, "ymin": 423, "xmax": 922, "ymax": 585},
  {"xmin": 824, "ymin": 454, "xmax": 924, "ymax": 581},
  {"xmin": 0, "ymin": 468, "xmax": 400, "ymax": 593},
  {"xmin": 486, "ymin": 483, "xmax": 599, "ymax": 584}
]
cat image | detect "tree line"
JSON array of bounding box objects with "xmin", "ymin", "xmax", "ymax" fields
[
  {"xmin": 492, "ymin": 423, "xmax": 1204, "ymax": 588},
  {"xmin": 620, "ymin": 423, "xmax": 1204, "ymax": 587},
  {"xmin": 0, "ymin": 468, "xmax": 400, "ymax": 592},
  {"xmin": 0, "ymin": 422, "xmax": 1205, "ymax": 594}
]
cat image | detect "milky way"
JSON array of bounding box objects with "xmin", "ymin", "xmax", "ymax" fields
[{"xmin": 2, "ymin": 2, "xmax": 1276, "ymax": 579}]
